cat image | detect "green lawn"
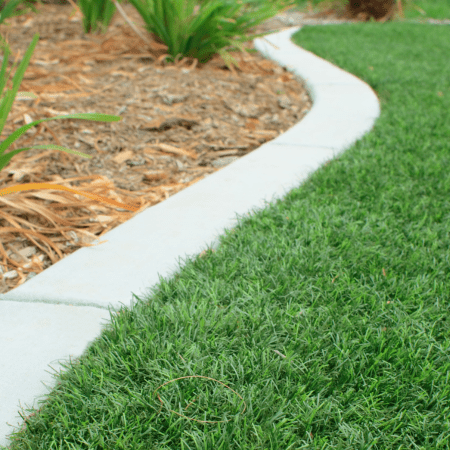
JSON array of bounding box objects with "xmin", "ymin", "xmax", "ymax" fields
[{"xmin": 4, "ymin": 6, "xmax": 450, "ymax": 450}]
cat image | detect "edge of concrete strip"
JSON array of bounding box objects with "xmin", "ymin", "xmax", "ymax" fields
[
  {"xmin": 0, "ymin": 27, "xmax": 381, "ymax": 311},
  {"xmin": 0, "ymin": 26, "xmax": 381, "ymax": 447}
]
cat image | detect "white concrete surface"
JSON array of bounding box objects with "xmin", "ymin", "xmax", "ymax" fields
[{"xmin": 0, "ymin": 26, "xmax": 381, "ymax": 447}]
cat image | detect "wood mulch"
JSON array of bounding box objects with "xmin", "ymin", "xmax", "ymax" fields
[
  {"xmin": 3, "ymin": 0, "xmax": 434, "ymax": 294},
  {"xmin": 0, "ymin": 2, "xmax": 317, "ymax": 294}
]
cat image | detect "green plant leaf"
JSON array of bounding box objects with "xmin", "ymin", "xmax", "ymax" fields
[
  {"xmin": 0, "ymin": 144, "xmax": 92, "ymax": 171},
  {"xmin": 0, "ymin": 0, "xmax": 26, "ymax": 25},
  {"xmin": 78, "ymin": 0, "xmax": 119, "ymax": 34},
  {"xmin": 0, "ymin": 113, "xmax": 121, "ymax": 170},
  {"xmin": 0, "ymin": 33, "xmax": 39, "ymax": 136},
  {"xmin": 124, "ymin": 0, "xmax": 296, "ymax": 70}
]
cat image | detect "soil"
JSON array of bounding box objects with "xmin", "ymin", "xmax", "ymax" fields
[
  {"xmin": 0, "ymin": 0, "xmax": 404, "ymax": 294},
  {"xmin": 345, "ymin": 0, "xmax": 397, "ymax": 21}
]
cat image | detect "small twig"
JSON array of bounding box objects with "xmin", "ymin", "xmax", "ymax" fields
[
  {"xmin": 65, "ymin": 0, "xmax": 81, "ymax": 14},
  {"xmin": 0, "ymin": 270, "xmax": 7, "ymax": 291},
  {"xmin": 111, "ymin": 0, "xmax": 154, "ymax": 46},
  {"xmin": 273, "ymin": 349, "xmax": 286, "ymax": 358},
  {"xmin": 184, "ymin": 394, "xmax": 199, "ymax": 411},
  {"xmin": 397, "ymin": 0, "xmax": 404, "ymax": 18}
]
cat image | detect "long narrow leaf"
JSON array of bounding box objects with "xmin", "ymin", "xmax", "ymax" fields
[
  {"xmin": 0, "ymin": 33, "xmax": 39, "ymax": 135},
  {"xmin": 0, "ymin": 47, "xmax": 21, "ymax": 100},
  {"xmin": 100, "ymin": 1, "xmax": 117, "ymax": 32},
  {"xmin": 0, "ymin": 0, "xmax": 24, "ymax": 25},
  {"xmin": 0, "ymin": 144, "xmax": 92, "ymax": 171},
  {"xmin": 78, "ymin": 0, "xmax": 118, "ymax": 33},
  {"xmin": 0, "ymin": 113, "xmax": 121, "ymax": 158},
  {"xmin": 0, "ymin": 43, "xmax": 11, "ymax": 115}
]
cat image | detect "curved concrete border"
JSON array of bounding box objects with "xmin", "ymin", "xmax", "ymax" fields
[{"xmin": 0, "ymin": 26, "xmax": 380, "ymax": 446}]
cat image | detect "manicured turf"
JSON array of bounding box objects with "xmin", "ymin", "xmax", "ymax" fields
[{"xmin": 4, "ymin": 7, "xmax": 450, "ymax": 450}]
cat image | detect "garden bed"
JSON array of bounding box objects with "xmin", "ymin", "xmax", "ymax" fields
[{"xmin": 0, "ymin": 2, "xmax": 314, "ymax": 294}]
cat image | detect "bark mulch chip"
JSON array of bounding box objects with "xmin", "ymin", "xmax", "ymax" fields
[{"xmin": 0, "ymin": 2, "xmax": 315, "ymax": 294}]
